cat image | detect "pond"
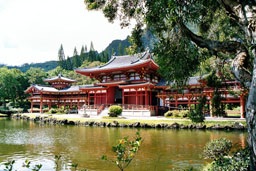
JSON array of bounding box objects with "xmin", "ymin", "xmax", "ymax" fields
[{"xmin": 0, "ymin": 118, "xmax": 247, "ymax": 171}]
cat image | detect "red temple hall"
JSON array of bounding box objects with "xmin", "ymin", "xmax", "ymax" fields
[{"xmin": 25, "ymin": 51, "xmax": 246, "ymax": 118}]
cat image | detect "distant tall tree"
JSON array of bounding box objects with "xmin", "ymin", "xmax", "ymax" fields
[
  {"xmin": 84, "ymin": 45, "xmax": 87, "ymax": 53},
  {"xmin": 118, "ymin": 43, "xmax": 123, "ymax": 56},
  {"xmin": 72, "ymin": 47, "xmax": 81, "ymax": 68},
  {"xmin": 58, "ymin": 44, "xmax": 66, "ymax": 69},
  {"xmin": 66, "ymin": 56, "xmax": 73, "ymax": 70},
  {"xmin": 90, "ymin": 41, "xmax": 94, "ymax": 51},
  {"xmin": 89, "ymin": 41, "xmax": 96, "ymax": 61},
  {"xmin": 80, "ymin": 45, "xmax": 86, "ymax": 62}
]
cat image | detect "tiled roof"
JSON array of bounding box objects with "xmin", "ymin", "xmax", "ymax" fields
[
  {"xmin": 76, "ymin": 51, "xmax": 156, "ymax": 72},
  {"xmin": 79, "ymin": 84, "xmax": 104, "ymax": 89},
  {"xmin": 27, "ymin": 85, "xmax": 81, "ymax": 93},
  {"xmin": 119, "ymin": 82, "xmax": 155, "ymax": 88},
  {"xmin": 44, "ymin": 74, "xmax": 77, "ymax": 83},
  {"xmin": 156, "ymin": 76, "xmax": 206, "ymax": 87}
]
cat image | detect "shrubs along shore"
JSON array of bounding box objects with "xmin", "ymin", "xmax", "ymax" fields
[{"xmin": 11, "ymin": 114, "xmax": 246, "ymax": 130}]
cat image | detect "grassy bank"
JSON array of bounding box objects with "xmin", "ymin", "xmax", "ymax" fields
[{"xmin": 16, "ymin": 113, "xmax": 247, "ymax": 127}]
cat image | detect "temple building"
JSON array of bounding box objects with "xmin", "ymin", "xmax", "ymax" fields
[
  {"xmin": 25, "ymin": 74, "xmax": 87, "ymax": 113},
  {"xmin": 25, "ymin": 51, "xmax": 246, "ymax": 118}
]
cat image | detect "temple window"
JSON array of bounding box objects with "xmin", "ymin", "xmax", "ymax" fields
[
  {"xmin": 113, "ymin": 74, "xmax": 126, "ymax": 81},
  {"xmin": 152, "ymin": 76, "xmax": 158, "ymax": 83},
  {"xmin": 145, "ymin": 74, "xmax": 151, "ymax": 81},
  {"xmin": 102, "ymin": 76, "xmax": 111, "ymax": 82},
  {"xmin": 130, "ymin": 73, "xmax": 140, "ymax": 80}
]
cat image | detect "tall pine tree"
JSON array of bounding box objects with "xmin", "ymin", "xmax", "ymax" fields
[
  {"xmin": 58, "ymin": 44, "xmax": 66, "ymax": 69},
  {"xmin": 80, "ymin": 46, "xmax": 85, "ymax": 62},
  {"xmin": 66, "ymin": 56, "xmax": 73, "ymax": 70},
  {"xmin": 72, "ymin": 47, "xmax": 81, "ymax": 68},
  {"xmin": 89, "ymin": 41, "xmax": 96, "ymax": 61}
]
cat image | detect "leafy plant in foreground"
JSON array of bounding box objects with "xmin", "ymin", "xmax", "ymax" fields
[
  {"xmin": 202, "ymin": 138, "xmax": 232, "ymax": 160},
  {"xmin": 3, "ymin": 160, "xmax": 15, "ymax": 171},
  {"xmin": 102, "ymin": 132, "xmax": 142, "ymax": 171}
]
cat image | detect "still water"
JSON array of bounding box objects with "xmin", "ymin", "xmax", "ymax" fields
[{"xmin": 0, "ymin": 118, "xmax": 247, "ymax": 171}]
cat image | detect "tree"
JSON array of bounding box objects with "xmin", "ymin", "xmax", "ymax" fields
[
  {"xmin": 88, "ymin": 41, "xmax": 96, "ymax": 61},
  {"xmin": 58, "ymin": 44, "xmax": 66, "ymax": 69},
  {"xmin": 72, "ymin": 47, "xmax": 81, "ymax": 68},
  {"xmin": 102, "ymin": 132, "xmax": 142, "ymax": 171},
  {"xmin": 80, "ymin": 45, "xmax": 86, "ymax": 62},
  {"xmin": 66, "ymin": 56, "xmax": 73, "ymax": 70},
  {"xmin": 84, "ymin": 0, "xmax": 256, "ymax": 168},
  {"xmin": 0, "ymin": 67, "xmax": 29, "ymax": 107},
  {"xmin": 25, "ymin": 67, "xmax": 48, "ymax": 85},
  {"xmin": 118, "ymin": 42, "xmax": 123, "ymax": 56}
]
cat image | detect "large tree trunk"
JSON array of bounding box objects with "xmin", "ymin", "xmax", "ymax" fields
[
  {"xmin": 246, "ymin": 49, "xmax": 256, "ymax": 170},
  {"xmin": 178, "ymin": 1, "xmax": 256, "ymax": 169}
]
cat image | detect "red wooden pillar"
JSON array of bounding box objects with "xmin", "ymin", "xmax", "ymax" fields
[
  {"xmin": 136, "ymin": 89, "xmax": 138, "ymax": 105},
  {"xmin": 188, "ymin": 96, "xmax": 191, "ymax": 110},
  {"xmin": 163, "ymin": 98, "xmax": 166, "ymax": 107},
  {"xmin": 70, "ymin": 100, "xmax": 73, "ymax": 109},
  {"xmin": 77, "ymin": 100, "xmax": 80, "ymax": 110},
  {"xmin": 88, "ymin": 92, "xmax": 90, "ymax": 106},
  {"xmin": 150, "ymin": 90, "xmax": 152, "ymax": 106},
  {"xmin": 145, "ymin": 88, "xmax": 148, "ymax": 107},
  {"xmin": 40, "ymin": 95, "xmax": 43, "ymax": 113},
  {"xmin": 105, "ymin": 89, "xmax": 108, "ymax": 104},
  {"xmin": 175, "ymin": 96, "xmax": 178, "ymax": 109},
  {"xmin": 240, "ymin": 95, "xmax": 245, "ymax": 118},
  {"xmin": 123, "ymin": 89, "xmax": 125, "ymax": 105},
  {"xmin": 94, "ymin": 91, "xmax": 96, "ymax": 108},
  {"xmin": 31, "ymin": 101, "xmax": 34, "ymax": 113},
  {"xmin": 49, "ymin": 101, "xmax": 52, "ymax": 110}
]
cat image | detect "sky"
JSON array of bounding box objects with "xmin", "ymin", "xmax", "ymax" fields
[{"xmin": 0, "ymin": 0, "xmax": 133, "ymax": 66}]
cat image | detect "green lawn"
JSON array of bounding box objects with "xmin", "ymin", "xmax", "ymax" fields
[{"xmin": 16, "ymin": 113, "xmax": 247, "ymax": 127}]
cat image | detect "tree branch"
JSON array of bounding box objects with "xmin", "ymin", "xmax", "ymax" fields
[
  {"xmin": 177, "ymin": 20, "xmax": 246, "ymax": 53},
  {"xmin": 177, "ymin": 20, "xmax": 251, "ymax": 87}
]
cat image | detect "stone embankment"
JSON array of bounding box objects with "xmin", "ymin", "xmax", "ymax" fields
[{"xmin": 12, "ymin": 114, "xmax": 246, "ymax": 130}]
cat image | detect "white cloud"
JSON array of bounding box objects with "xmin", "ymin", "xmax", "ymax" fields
[{"xmin": 0, "ymin": 0, "xmax": 133, "ymax": 66}]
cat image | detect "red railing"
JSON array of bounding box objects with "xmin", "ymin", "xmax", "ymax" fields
[{"xmin": 97, "ymin": 105, "xmax": 105, "ymax": 115}]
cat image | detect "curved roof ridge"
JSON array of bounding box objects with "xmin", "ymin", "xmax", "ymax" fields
[{"xmin": 99, "ymin": 56, "xmax": 116, "ymax": 68}]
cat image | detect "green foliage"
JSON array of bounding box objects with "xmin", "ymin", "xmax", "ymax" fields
[
  {"xmin": 188, "ymin": 96, "xmax": 206, "ymax": 123},
  {"xmin": 23, "ymin": 159, "xmax": 42, "ymax": 171},
  {"xmin": 155, "ymin": 34, "xmax": 200, "ymax": 86},
  {"xmin": 102, "ymin": 132, "xmax": 142, "ymax": 171},
  {"xmin": 202, "ymin": 138, "xmax": 232, "ymax": 160},
  {"xmin": 25, "ymin": 67, "xmax": 48, "ymax": 85},
  {"xmin": 58, "ymin": 44, "xmax": 67, "ymax": 70},
  {"xmin": 47, "ymin": 107, "xmax": 68, "ymax": 114},
  {"xmin": 0, "ymin": 67, "xmax": 30, "ymax": 107},
  {"xmin": 204, "ymin": 147, "xmax": 250, "ymax": 171},
  {"xmin": 164, "ymin": 111, "xmax": 173, "ymax": 117},
  {"xmin": 206, "ymin": 72, "xmax": 227, "ymax": 117},
  {"xmin": 109, "ymin": 105, "xmax": 123, "ymax": 117},
  {"xmin": 3, "ymin": 160, "xmax": 15, "ymax": 171},
  {"xmin": 164, "ymin": 110, "xmax": 189, "ymax": 118}
]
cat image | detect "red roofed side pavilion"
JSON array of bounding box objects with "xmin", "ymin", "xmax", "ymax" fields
[{"xmin": 25, "ymin": 74, "xmax": 87, "ymax": 113}]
